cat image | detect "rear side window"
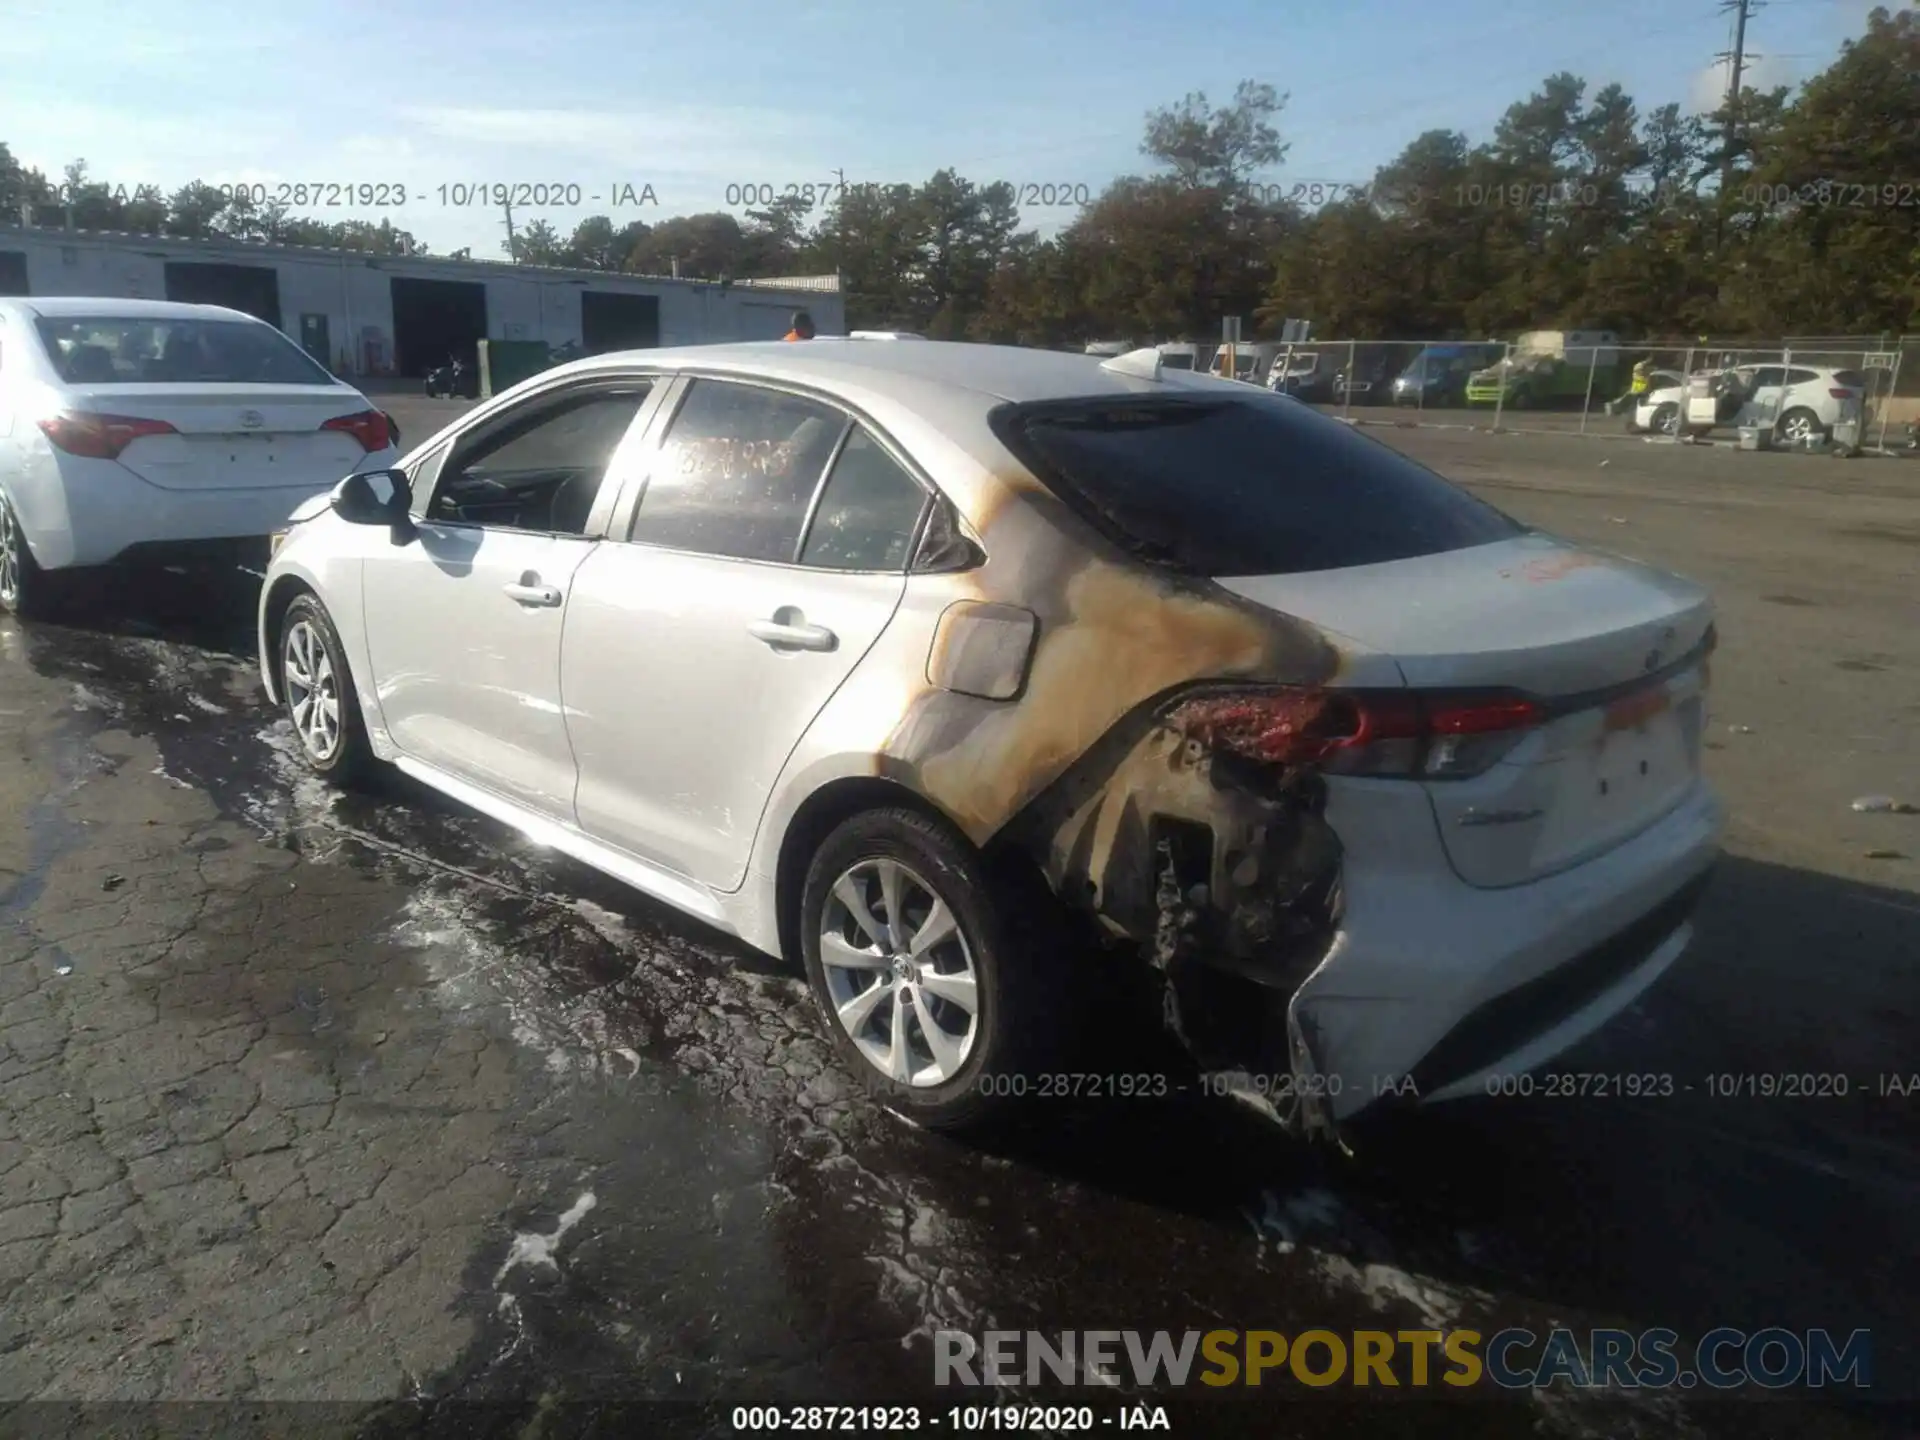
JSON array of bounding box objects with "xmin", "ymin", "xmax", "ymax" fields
[
  {"xmin": 799, "ymin": 428, "xmax": 928, "ymax": 571},
  {"xmin": 631, "ymin": 379, "xmax": 849, "ymax": 563},
  {"xmin": 993, "ymin": 395, "xmax": 1522, "ymax": 577},
  {"xmin": 32, "ymin": 315, "xmax": 333, "ymax": 386},
  {"xmin": 1785, "ymin": 368, "xmax": 1822, "ymax": 385}
]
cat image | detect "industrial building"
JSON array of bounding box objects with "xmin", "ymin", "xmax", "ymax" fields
[{"xmin": 0, "ymin": 228, "xmax": 844, "ymax": 380}]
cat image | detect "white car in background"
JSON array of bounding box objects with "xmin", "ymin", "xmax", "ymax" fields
[
  {"xmin": 1633, "ymin": 362, "xmax": 1868, "ymax": 442},
  {"xmin": 257, "ymin": 339, "xmax": 1721, "ymax": 1140},
  {"xmin": 0, "ymin": 297, "xmax": 399, "ymax": 618}
]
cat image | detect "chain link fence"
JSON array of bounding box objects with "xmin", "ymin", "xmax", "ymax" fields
[{"xmin": 1257, "ymin": 335, "xmax": 1907, "ymax": 453}]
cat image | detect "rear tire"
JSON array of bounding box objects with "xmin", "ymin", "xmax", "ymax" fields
[
  {"xmin": 1650, "ymin": 402, "xmax": 1681, "ymax": 437},
  {"xmin": 278, "ymin": 595, "xmax": 373, "ymax": 786},
  {"xmin": 799, "ymin": 807, "xmax": 1065, "ymax": 1133},
  {"xmin": 1776, "ymin": 407, "xmax": 1826, "ymax": 447},
  {"xmin": 0, "ymin": 490, "xmax": 63, "ymax": 620}
]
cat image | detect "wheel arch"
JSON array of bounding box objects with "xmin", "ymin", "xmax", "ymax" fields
[
  {"xmin": 773, "ymin": 775, "xmax": 976, "ymax": 966},
  {"xmin": 258, "ymin": 573, "xmax": 317, "ymax": 704}
]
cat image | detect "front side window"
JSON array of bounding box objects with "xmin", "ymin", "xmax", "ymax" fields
[
  {"xmin": 32, "ymin": 315, "xmax": 333, "ymax": 386},
  {"xmin": 427, "ymin": 386, "xmax": 650, "ymax": 535},
  {"xmin": 630, "ymin": 379, "xmax": 848, "ymax": 563},
  {"xmin": 799, "ymin": 428, "xmax": 928, "ymax": 572}
]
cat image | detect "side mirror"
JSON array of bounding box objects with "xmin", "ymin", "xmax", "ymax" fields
[{"xmin": 331, "ymin": 469, "xmax": 415, "ymax": 541}]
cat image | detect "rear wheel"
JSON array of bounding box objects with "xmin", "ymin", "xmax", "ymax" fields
[
  {"xmin": 1777, "ymin": 407, "xmax": 1826, "ymax": 447},
  {"xmin": 0, "ymin": 491, "xmax": 61, "ymax": 620},
  {"xmin": 800, "ymin": 807, "xmax": 1064, "ymax": 1132},
  {"xmin": 279, "ymin": 595, "xmax": 373, "ymax": 785},
  {"xmin": 1650, "ymin": 402, "xmax": 1681, "ymax": 437}
]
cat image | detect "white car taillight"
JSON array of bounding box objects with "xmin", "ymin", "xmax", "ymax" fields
[{"xmin": 38, "ymin": 411, "xmax": 179, "ymax": 460}]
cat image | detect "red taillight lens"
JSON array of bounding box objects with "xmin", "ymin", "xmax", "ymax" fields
[
  {"xmin": 322, "ymin": 409, "xmax": 392, "ymax": 453},
  {"xmin": 1829, "ymin": 388, "xmax": 1859, "ymax": 401},
  {"xmin": 38, "ymin": 412, "xmax": 178, "ymax": 460},
  {"xmin": 1169, "ymin": 686, "xmax": 1541, "ymax": 780}
]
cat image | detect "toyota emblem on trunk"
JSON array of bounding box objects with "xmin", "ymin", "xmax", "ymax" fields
[{"xmin": 239, "ymin": 410, "xmax": 265, "ymax": 429}]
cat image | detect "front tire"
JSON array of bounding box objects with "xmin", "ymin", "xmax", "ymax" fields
[
  {"xmin": 279, "ymin": 595, "xmax": 373, "ymax": 785},
  {"xmin": 800, "ymin": 807, "xmax": 1063, "ymax": 1132}
]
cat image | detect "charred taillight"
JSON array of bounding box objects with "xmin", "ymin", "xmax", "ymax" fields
[
  {"xmin": 1168, "ymin": 685, "xmax": 1541, "ymax": 780},
  {"xmin": 38, "ymin": 412, "xmax": 178, "ymax": 460}
]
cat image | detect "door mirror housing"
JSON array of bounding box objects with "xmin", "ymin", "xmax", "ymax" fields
[{"xmin": 331, "ymin": 469, "xmax": 416, "ymax": 542}]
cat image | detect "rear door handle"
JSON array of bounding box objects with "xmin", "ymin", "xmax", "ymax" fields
[
  {"xmin": 504, "ymin": 580, "xmax": 563, "ymax": 608},
  {"xmin": 748, "ymin": 618, "xmax": 837, "ymax": 652}
]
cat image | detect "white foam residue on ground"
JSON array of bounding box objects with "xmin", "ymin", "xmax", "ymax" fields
[
  {"xmin": 494, "ymin": 1191, "xmax": 598, "ymax": 1285},
  {"xmin": 70, "ymin": 683, "xmax": 118, "ymax": 714},
  {"xmin": 185, "ymin": 693, "xmax": 228, "ymax": 715},
  {"xmin": 570, "ymin": 898, "xmax": 632, "ymax": 946},
  {"xmin": 149, "ymin": 764, "xmax": 193, "ymax": 791},
  {"xmin": 235, "ymin": 721, "xmax": 344, "ymax": 848},
  {"xmin": 1311, "ymin": 1253, "xmax": 1462, "ymax": 1330}
]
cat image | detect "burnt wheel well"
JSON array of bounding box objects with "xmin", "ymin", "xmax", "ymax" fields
[
  {"xmin": 260, "ymin": 576, "xmax": 317, "ymax": 692},
  {"xmin": 774, "ymin": 777, "xmax": 1047, "ymax": 966}
]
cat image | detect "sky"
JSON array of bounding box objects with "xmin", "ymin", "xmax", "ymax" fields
[{"xmin": 0, "ymin": 0, "xmax": 1884, "ymax": 261}]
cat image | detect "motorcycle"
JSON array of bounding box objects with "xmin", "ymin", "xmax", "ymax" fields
[{"xmin": 424, "ymin": 356, "xmax": 479, "ymax": 400}]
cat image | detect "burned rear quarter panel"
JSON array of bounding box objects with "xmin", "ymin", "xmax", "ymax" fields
[{"xmin": 750, "ymin": 393, "xmax": 1348, "ymax": 961}]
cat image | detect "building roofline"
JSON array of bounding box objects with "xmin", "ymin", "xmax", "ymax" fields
[{"xmin": 0, "ymin": 226, "xmax": 840, "ymax": 297}]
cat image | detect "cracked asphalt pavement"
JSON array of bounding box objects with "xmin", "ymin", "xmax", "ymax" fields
[{"xmin": 1, "ymin": 407, "xmax": 1916, "ymax": 1438}]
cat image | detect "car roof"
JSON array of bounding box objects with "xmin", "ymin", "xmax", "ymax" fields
[
  {"xmin": 0, "ymin": 297, "xmax": 261, "ymax": 321},
  {"xmin": 560, "ymin": 339, "xmax": 1235, "ymax": 405}
]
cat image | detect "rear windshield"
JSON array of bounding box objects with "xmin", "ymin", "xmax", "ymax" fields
[
  {"xmin": 1833, "ymin": 370, "xmax": 1868, "ymax": 390},
  {"xmin": 33, "ymin": 315, "xmax": 335, "ymax": 386},
  {"xmin": 994, "ymin": 394, "xmax": 1523, "ymax": 576}
]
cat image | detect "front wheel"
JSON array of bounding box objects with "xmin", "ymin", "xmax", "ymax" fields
[
  {"xmin": 279, "ymin": 595, "xmax": 373, "ymax": 785},
  {"xmin": 800, "ymin": 808, "xmax": 1064, "ymax": 1132}
]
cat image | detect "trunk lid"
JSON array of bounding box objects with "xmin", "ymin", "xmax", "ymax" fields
[
  {"xmin": 60, "ymin": 383, "xmax": 377, "ymax": 491},
  {"xmin": 1217, "ymin": 533, "xmax": 1714, "ymax": 888}
]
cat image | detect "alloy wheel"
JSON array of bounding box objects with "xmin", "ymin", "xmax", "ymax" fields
[
  {"xmin": 283, "ymin": 619, "xmax": 342, "ymax": 760},
  {"xmin": 1780, "ymin": 411, "xmax": 1816, "ymax": 444},
  {"xmin": 818, "ymin": 857, "xmax": 980, "ymax": 1086},
  {"xmin": 0, "ymin": 497, "xmax": 20, "ymax": 609}
]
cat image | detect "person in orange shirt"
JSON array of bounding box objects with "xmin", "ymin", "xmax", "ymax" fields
[{"xmin": 784, "ymin": 311, "xmax": 816, "ymax": 341}]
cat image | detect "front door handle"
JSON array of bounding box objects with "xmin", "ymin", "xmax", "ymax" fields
[
  {"xmin": 504, "ymin": 577, "xmax": 563, "ymax": 607},
  {"xmin": 748, "ymin": 617, "xmax": 838, "ymax": 652}
]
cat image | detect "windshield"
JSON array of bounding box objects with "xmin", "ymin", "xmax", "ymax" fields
[
  {"xmin": 33, "ymin": 315, "xmax": 335, "ymax": 386},
  {"xmin": 993, "ymin": 394, "xmax": 1522, "ymax": 576}
]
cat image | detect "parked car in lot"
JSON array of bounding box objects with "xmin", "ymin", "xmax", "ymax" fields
[
  {"xmin": 1331, "ymin": 346, "xmax": 1406, "ymax": 406},
  {"xmin": 0, "ymin": 297, "xmax": 398, "ymax": 618},
  {"xmin": 1267, "ymin": 350, "xmax": 1337, "ymax": 403},
  {"xmin": 1390, "ymin": 344, "xmax": 1502, "ymax": 407},
  {"xmin": 1632, "ymin": 364, "xmax": 1867, "ymax": 442},
  {"xmin": 259, "ymin": 339, "xmax": 1721, "ymax": 1138}
]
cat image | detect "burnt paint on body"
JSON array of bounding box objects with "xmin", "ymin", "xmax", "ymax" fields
[{"xmin": 880, "ymin": 482, "xmax": 1347, "ymax": 1084}]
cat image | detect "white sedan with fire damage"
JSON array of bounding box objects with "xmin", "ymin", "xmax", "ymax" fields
[
  {"xmin": 256, "ymin": 338, "xmax": 1722, "ymax": 1138},
  {"xmin": 0, "ymin": 297, "xmax": 398, "ymax": 617}
]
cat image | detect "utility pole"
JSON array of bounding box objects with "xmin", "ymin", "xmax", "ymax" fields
[
  {"xmin": 1716, "ymin": 0, "xmax": 1761, "ymax": 186},
  {"xmin": 502, "ymin": 201, "xmax": 519, "ymax": 262}
]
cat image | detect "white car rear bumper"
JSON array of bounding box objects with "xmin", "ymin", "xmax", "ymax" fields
[
  {"xmin": 1302, "ymin": 776, "xmax": 1723, "ymax": 1120},
  {"xmin": 18, "ymin": 450, "xmax": 394, "ymax": 570}
]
